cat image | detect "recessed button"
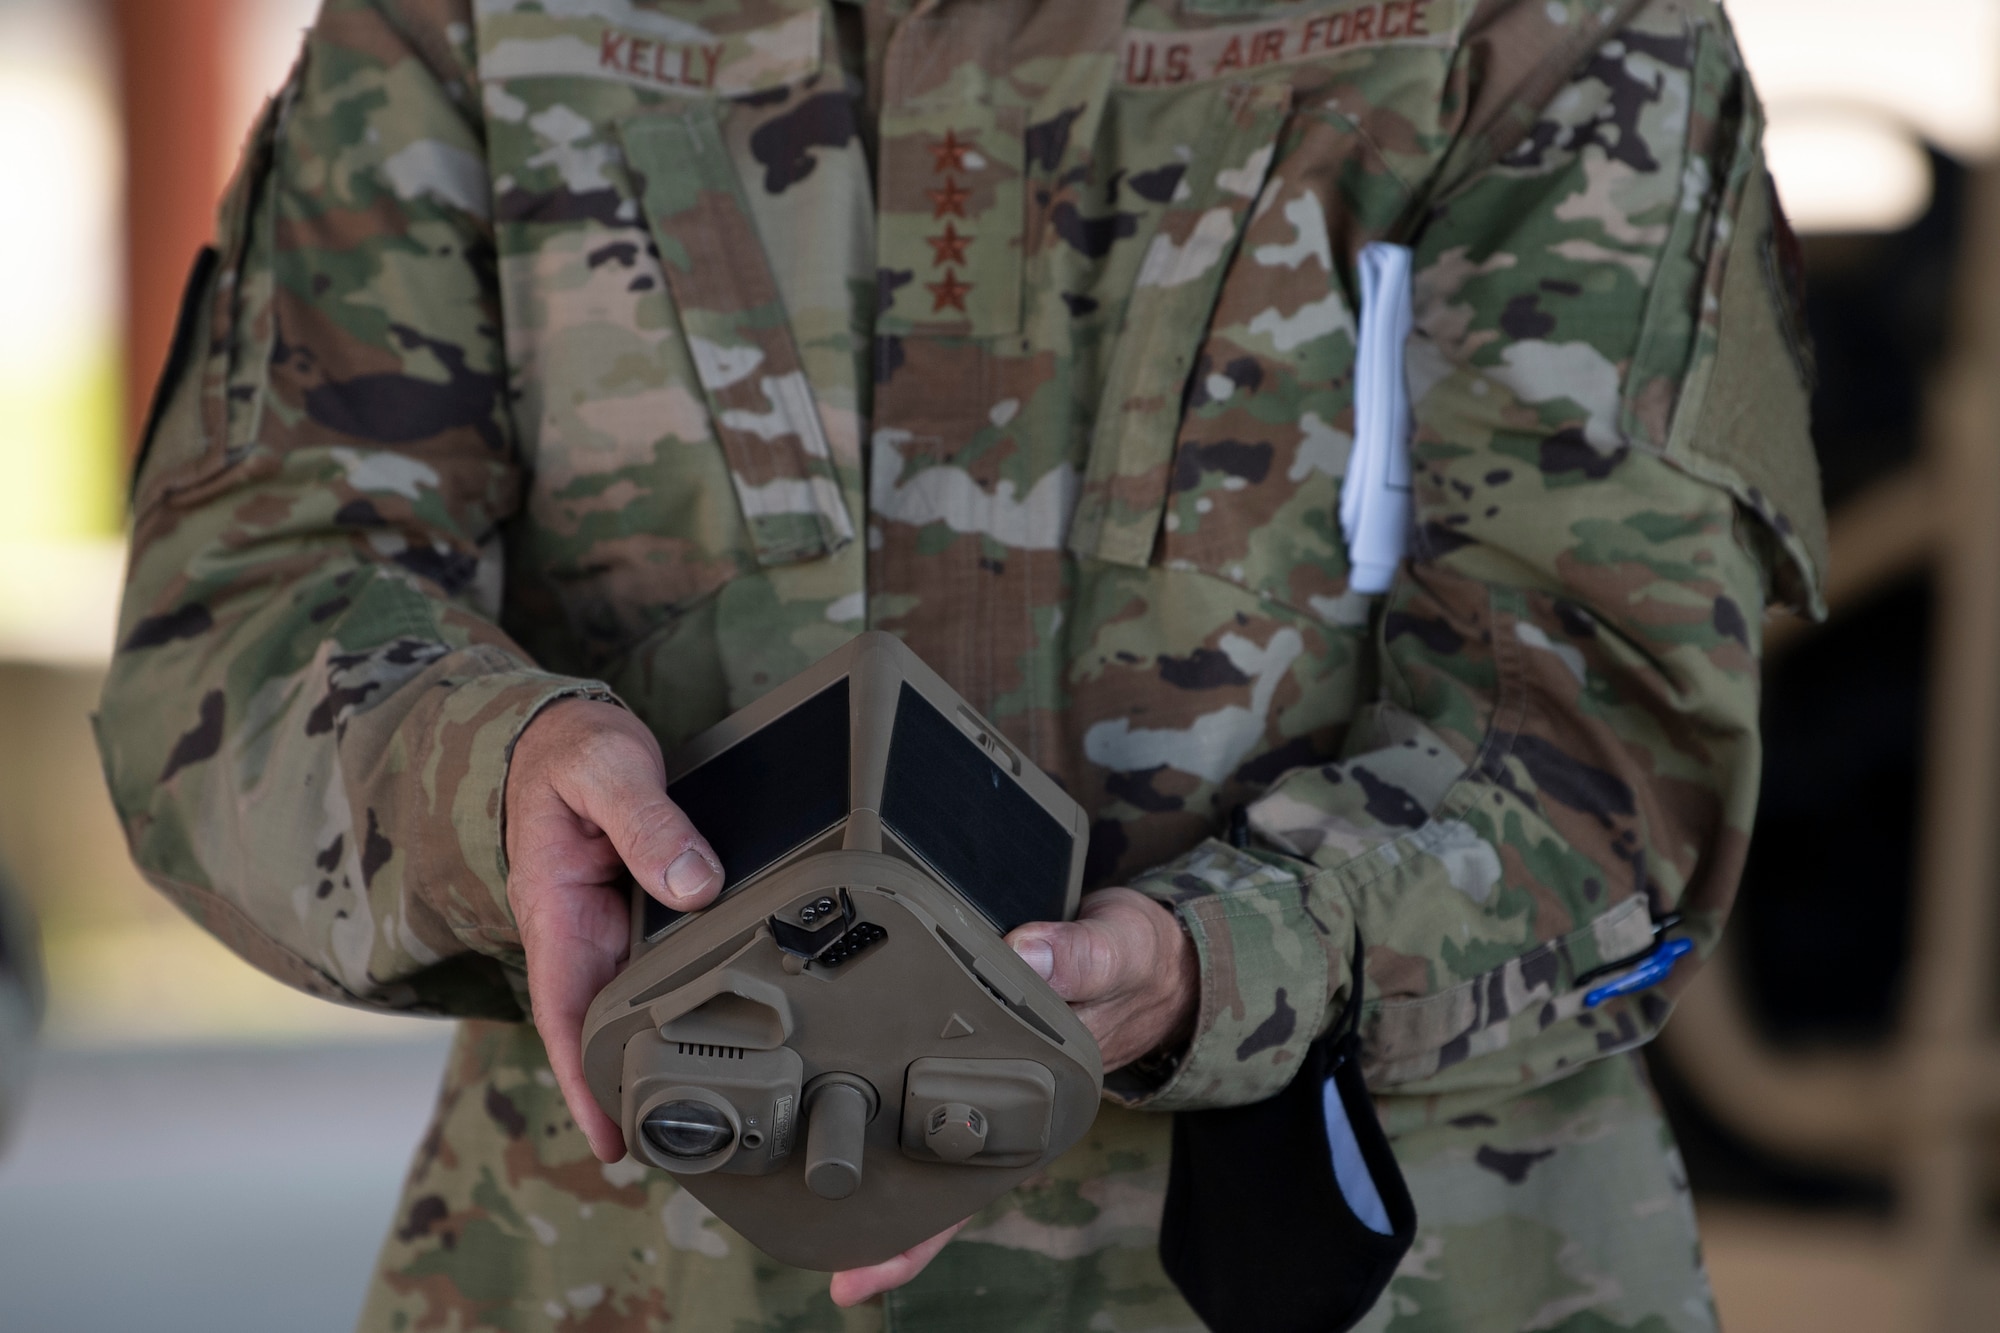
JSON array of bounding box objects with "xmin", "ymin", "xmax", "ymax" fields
[{"xmin": 970, "ymin": 954, "xmax": 1025, "ymax": 1007}]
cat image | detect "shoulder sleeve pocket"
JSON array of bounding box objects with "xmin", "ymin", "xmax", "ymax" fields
[
  {"xmin": 1666, "ymin": 149, "xmax": 1828, "ymax": 619},
  {"xmin": 132, "ymin": 90, "xmax": 287, "ymax": 516},
  {"xmin": 1623, "ymin": 32, "xmax": 1827, "ymax": 620},
  {"xmin": 128, "ymin": 244, "xmax": 218, "ymax": 501}
]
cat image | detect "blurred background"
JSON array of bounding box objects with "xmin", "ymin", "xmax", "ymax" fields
[
  {"xmin": 1, "ymin": 1, "xmax": 1998, "ymax": 1330},
  {"xmin": 0, "ymin": 7, "xmax": 452, "ymax": 1332}
]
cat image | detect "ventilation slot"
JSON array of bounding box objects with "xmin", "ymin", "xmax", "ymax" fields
[{"xmin": 676, "ymin": 1043, "xmax": 746, "ymax": 1060}]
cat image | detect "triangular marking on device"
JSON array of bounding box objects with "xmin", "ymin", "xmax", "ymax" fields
[{"xmin": 940, "ymin": 1012, "xmax": 975, "ymax": 1039}]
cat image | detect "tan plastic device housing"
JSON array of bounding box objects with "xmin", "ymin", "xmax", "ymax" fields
[{"xmin": 580, "ymin": 632, "xmax": 1103, "ymax": 1270}]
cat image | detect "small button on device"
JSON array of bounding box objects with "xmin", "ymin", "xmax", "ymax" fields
[
  {"xmin": 925, "ymin": 1102, "xmax": 988, "ymax": 1161},
  {"xmin": 969, "ymin": 953, "xmax": 1025, "ymax": 1007},
  {"xmin": 900, "ymin": 1058, "xmax": 1055, "ymax": 1168}
]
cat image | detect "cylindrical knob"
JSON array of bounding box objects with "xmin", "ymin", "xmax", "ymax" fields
[
  {"xmin": 804, "ymin": 1082, "xmax": 870, "ymax": 1200},
  {"xmin": 925, "ymin": 1102, "xmax": 988, "ymax": 1162}
]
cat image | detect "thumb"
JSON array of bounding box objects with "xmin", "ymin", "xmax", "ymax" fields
[
  {"xmin": 557, "ymin": 728, "xmax": 724, "ymax": 911},
  {"xmin": 1008, "ymin": 921, "xmax": 1121, "ymax": 1004}
]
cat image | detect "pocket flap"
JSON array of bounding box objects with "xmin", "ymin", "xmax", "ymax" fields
[
  {"xmin": 1067, "ymin": 80, "xmax": 1292, "ymax": 568},
  {"xmin": 620, "ymin": 105, "xmax": 855, "ymax": 568}
]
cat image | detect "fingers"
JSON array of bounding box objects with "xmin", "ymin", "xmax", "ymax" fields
[
  {"xmin": 532, "ymin": 969, "xmax": 626, "ymax": 1163},
  {"xmin": 1007, "ymin": 888, "xmax": 1153, "ymax": 1004},
  {"xmin": 515, "ymin": 880, "xmax": 632, "ymax": 1163},
  {"xmin": 1008, "ymin": 921, "xmax": 1115, "ymax": 1003},
  {"xmin": 503, "ymin": 700, "xmax": 723, "ymax": 1165},
  {"xmin": 553, "ymin": 714, "xmax": 724, "ymax": 912},
  {"xmin": 827, "ymin": 1220, "xmax": 968, "ymax": 1307},
  {"xmin": 1008, "ymin": 888, "xmax": 1198, "ymax": 1070}
]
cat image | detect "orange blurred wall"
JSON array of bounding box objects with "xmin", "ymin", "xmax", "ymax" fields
[{"xmin": 110, "ymin": 0, "xmax": 232, "ymax": 458}]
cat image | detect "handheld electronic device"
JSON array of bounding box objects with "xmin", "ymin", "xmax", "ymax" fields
[{"xmin": 580, "ymin": 632, "xmax": 1103, "ymax": 1270}]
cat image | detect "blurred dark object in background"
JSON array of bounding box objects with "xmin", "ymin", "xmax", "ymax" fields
[
  {"xmin": 1740, "ymin": 576, "xmax": 1928, "ymax": 1047},
  {"xmin": 0, "ymin": 857, "xmax": 46, "ymax": 1154}
]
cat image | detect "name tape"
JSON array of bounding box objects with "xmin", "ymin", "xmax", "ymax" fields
[
  {"xmin": 1121, "ymin": 0, "xmax": 1464, "ymax": 88},
  {"xmin": 482, "ymin": 10, "xmax": 821, "ymax": 98},
  {"xmin": 596, "ymin": 29, "xmax": 724, "ymax": 92}
]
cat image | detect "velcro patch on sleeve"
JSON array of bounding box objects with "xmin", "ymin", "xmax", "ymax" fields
[{"xmin": 1672, "ymin": 157, "xmax": 1829, "ymax": 616}]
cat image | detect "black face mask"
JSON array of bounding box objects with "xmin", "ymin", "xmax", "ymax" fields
[{"xmin": 1159, "ymin": 936, "xmax": 1415, "ymax": 1333}]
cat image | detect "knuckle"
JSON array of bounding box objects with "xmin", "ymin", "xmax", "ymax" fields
[
  {"xmin": 623, "ymin": 799, "xmax": 700, "ymax": 860},
  {"xmin": 572, "ymin": 724, "xmax": 647, "ymax": 778},
  {"xmin": 1070, "ymin": 925, "xmax": 1124, "ymax": 994}
]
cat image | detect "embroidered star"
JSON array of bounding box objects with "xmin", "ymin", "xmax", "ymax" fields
[
  {"xmin": 926, "ymin": 222, "xmax": 972, "ymax": 268},
  {"xmin": 926, "ymin": 176, "xmax": 971, "ymax": 220},
  {"xmin": 926, "ymin": 269, "xmax": 972, "ymax": 313},
  {"xmin": 929, "ymin": 130, "xmax": 974, "ymax": 174}
]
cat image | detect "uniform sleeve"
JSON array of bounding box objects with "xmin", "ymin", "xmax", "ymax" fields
[
  {"xmin": 1114, "ymin": 3, "xmax": 1826, "ymax": 1111},
  {"xmin": 95, "ymin": 0, "xmax": 606, "ymax": 1021}
]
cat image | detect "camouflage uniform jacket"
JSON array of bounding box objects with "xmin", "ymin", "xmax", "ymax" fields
[{"xmin": 97, "ymin": 0, "xmax": 1824, "ymax": 1326}]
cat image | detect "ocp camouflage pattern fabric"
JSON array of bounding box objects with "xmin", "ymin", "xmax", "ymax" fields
[{"xmin": 96, "ymin": 0, "xmax": 1823, "ymax": 1328}]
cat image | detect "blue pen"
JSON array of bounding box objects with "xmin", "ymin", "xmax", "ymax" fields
[{"xmin": 1583, "ymin": 936, "xmax": 1694, "ymax": 1008}]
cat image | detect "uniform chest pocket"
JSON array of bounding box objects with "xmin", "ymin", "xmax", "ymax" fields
[
  {"xmin": 499, "ymin": 92, "xmax": 861, "ymax": 672},
  {"xmin": 1069, "ymin": 94, "xmax": 1394, "ymax": 629},
  {"xmin": 620, "ymin": 103, "xmax": 856, "ymax": 567}
]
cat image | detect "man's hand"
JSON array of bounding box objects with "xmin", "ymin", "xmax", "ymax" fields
[
  {"xmin": 828, "ymin": 1220, "xmax": 969, "ymax": 1307},
  {"xmin": 504, "ymin": 698, "xmax": 724, "ymax": 1163},
  {"xmin": 1006, "ymin": 887, "xmax": 1199, "ymax": 1070},
  {"xmin": 825, "ymin": 888, "xmax": 1200, "ymax": 1307}
]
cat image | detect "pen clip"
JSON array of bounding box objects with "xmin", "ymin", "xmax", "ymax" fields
[{"xmin": 1582, "ymin": 936, "xmax": 1694, "ymax": 1009}]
